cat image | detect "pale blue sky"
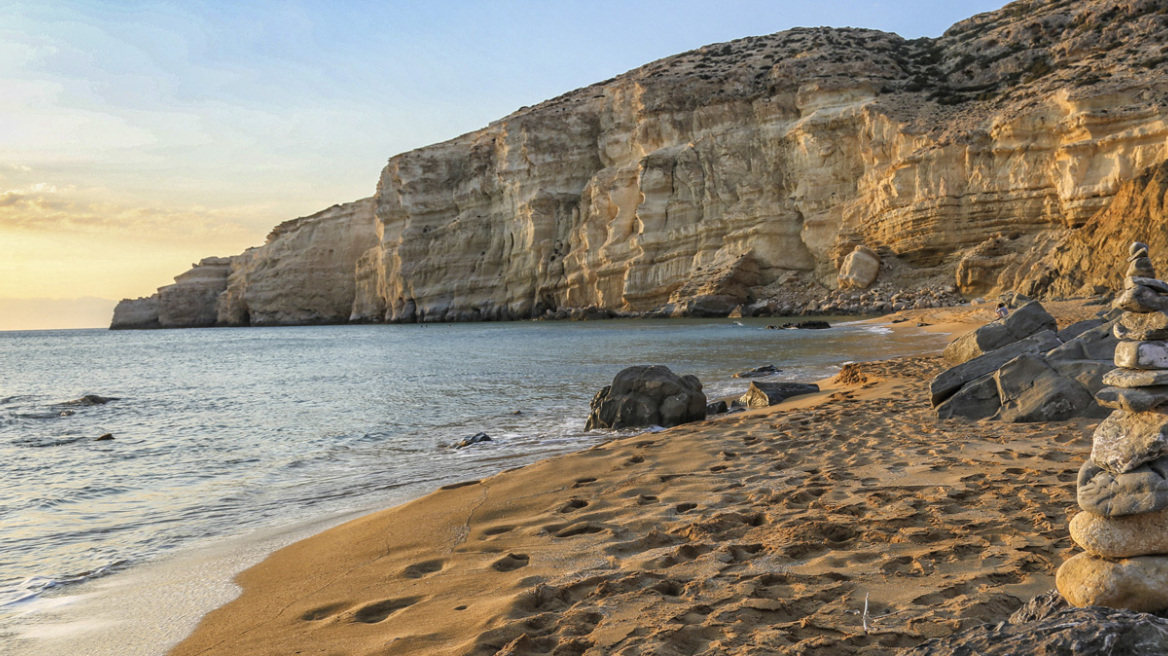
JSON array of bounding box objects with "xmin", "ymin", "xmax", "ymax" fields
[{"xmin": 0, "ymin": 0, "xmax": 1008, "ymax": 327}]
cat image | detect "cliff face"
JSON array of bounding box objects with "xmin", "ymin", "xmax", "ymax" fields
[
  {"xmin": 217, "ymin": 199, "xmax": 378, "ymax": 326},
  {"xmin": 113, "ymin": 0, "xmax": 1168, "ymax": 328},
  {"xmin": 349, "ymin": 0, "xmax": 1168, "ymax": 322},
  {"xmin": 110, "ymin": 199, "xmax": 376, "ymax": 329}
]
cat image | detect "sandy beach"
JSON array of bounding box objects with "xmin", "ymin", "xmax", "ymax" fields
[{"xmin": 169, "ymin": 302, "xmax": 1101, "ymax": 656}]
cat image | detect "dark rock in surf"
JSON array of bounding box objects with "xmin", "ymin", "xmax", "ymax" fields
[
  {"xmin": 586, "ymin": 365, "xmax": 706, "ymax": 431},
  {"xmin": 733, "ymin": 364, "xmax": 781, "ymax": 378},
  {"xmin": 454, "ymin": 432, "xmax": 492, "ymax": 448},
  {"xmin": 62, "ymin": 394, "xmax": 119, "ymax": 406},
  {"xmin": 94, "ymin": 433, "xmax": 114, "ymax": 441}
]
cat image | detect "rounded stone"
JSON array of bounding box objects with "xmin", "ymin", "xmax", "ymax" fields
[
  {"xmin": 1070, "ymin": 508, "xmax": 1168, "ymax": 558},
  {"xmin": 1078, "ymin": 456, "xmax": 1168, "ymax": 517},
  {"xmin": 1091, "ymin": 409, "xmax": 1168, "ymax": 475},
  {"xmin": 1057, "ymin": 552, "xmax": 1168, "ymax": 613}
]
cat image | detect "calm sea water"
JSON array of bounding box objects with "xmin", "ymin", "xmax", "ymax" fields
[{"xmin": 0, "ymin": 318, "xmax": 944, "ymax": 652}]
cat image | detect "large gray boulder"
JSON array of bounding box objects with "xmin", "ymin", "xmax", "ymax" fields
[
  {"xmin": 1045, "ymin": 321, "xmax": 1117, "ymax": 361},
  {"xmin": 943, "ymin": 301, "xmax": 1058, "ymax": 365},
  {"xmin": 935, "ymin": 373, "xmax": 1000, "ymax": 420},
  {"xmin": 585, "ymin": 365, "xmax": 706, "ymax": 431},
  {"xmin": 931, "ymin": 330, "xmax": 1061, "ymax": 406},
  {"xmin": 902, "ymin": 606, "xmax": 1168, "ymax": 656},
  {"xmin": 994, "ymin": 355, "xmax": 1098, "ymax": 423}
]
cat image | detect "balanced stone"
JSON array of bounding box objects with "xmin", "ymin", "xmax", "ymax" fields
[
  {"xmin": 1079, "ymin": 456, "xmax": 1168, "ymax": 517},
  {"xmin": 1114, "ymin": 285, "xmax": 1168, "ymax": 313},
  {"xmin": 1070, "ymin": 507, "xmax": 1168, "ymax": 558},
  {"xmin": 1125, "ymin": 276, "xmax": 1168, "ymax": 294},
  {"xmin": 1092, "ymin": 410, "xmax": 1168, "ymax": 474},
  {"xmin": 1096, "ymin": 386, "xmax": 1168, "ymax": 412},
  {"xmin": 1057, "ymin": 552, "xmax": 1168, "ymax": 612},
  {"xmin": 1114, "ymin": 311, "xmax": 1168, "ymax": 342},
  {"xmin": 1114, "ymin": 340, "xmax": 1168, "ymax": 369},
  {"xmin": 1132, "ymin": 241, "xmax": 1150, "ymax": 257},
  {"xmin": 1127, "ymin": 258, "xmax": 1157, "ymax": 279}
]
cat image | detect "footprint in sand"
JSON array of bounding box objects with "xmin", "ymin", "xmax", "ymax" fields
[
  {"xmin": 299, "ymin": 602, "xmax": 351, "ymax": 622},
  {"xmin": 402, "ymin": 559, "xmax": 444, "ymax": 579},
  {"xmin": 675, "ymin": 502, "xmax": 698, "ymax": 513},
  {"xmin": 350, "ymin": 596, "xmax": 421, "ymax": 624},
  {"xmin": 572, "ymin": 477, "xmax": 597, "ymax": 488},
  {"xmin": 550, "ymin": 522, "xmax": 605, "ymax": 538},
  {"xmin": 623, "ymin": 455, "xmax": 646, "ymax": 466},
  {"xmin": 558, "ymin": 498, "xmax": 589, "ymax": 513},
  {"xmin": 491, "ymin": 553, "xmax": 531, "ymax": 572}
]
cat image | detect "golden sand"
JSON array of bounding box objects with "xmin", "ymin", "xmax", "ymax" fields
[{"xmin": 170, "ymin": 302, "xmax": 1099, "ymax": 656}]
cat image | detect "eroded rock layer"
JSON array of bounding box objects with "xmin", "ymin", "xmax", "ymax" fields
[{"xmin": 113, "ymin": 0, "xmax": 1168, "ymax": 327}]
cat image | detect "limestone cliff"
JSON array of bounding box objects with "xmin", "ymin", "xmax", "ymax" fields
[
  {"xmin": 217, "ymin": 199, "xmax": 378, "ymax": 326},
  {"xmin": 351, "ymin": 0, "xmax": 1168, "ymax": 322},
  {"xmin": 110, "ymin": 199, "xmax": 375, "ymax": 329},
  {"xmin": 113, "ymin": 0, "xmax": 1168, "ymax": 328}
]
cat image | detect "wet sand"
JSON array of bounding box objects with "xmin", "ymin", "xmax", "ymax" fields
[{"xmin": 169, "ymin": 302, "xmax": 1100, "ymax": 656}]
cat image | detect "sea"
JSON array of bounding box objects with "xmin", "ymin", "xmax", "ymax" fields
[{"xmin": 0, "ymin": 318, "xmax": 946, "ymax": 655}]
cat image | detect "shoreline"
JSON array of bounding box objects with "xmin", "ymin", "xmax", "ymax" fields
[{"xmin": 167, "ymin": 302, "xmax": 1084, "ymax": 656}]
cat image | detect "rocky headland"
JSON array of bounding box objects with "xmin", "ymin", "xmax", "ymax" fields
[{"xmin": 114, "ymin": 0, "xmax": 1168, "ymax": 328}]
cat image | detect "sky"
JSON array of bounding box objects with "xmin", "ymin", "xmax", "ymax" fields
[{"xmin": 0, "ymin": 0, "xmax": 1009, "ymax": 330}]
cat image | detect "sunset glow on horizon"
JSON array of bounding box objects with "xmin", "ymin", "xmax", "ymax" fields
[{"xmin": 1, "ymin": 0, "xmax": 1007, "ymax": 331}]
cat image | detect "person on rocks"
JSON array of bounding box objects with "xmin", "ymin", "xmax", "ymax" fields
[{"xmin": 995, "ymin": 302, "xmax": 1009, "ymax": 319}]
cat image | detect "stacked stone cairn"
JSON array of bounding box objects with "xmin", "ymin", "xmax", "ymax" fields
[{"xmin": 1057, "ymin": 242, "xmax": 1168, "ymax": 612}]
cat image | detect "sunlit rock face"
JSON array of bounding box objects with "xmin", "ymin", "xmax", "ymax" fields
[
  {"xmin": 117, "ymin": 0, "xmax": 1168, "ymax": 327},
  {"xmin": 351, "ymin": 0, "xmax": 1168, "ymax": 321},
  {"xmin": 217, "ymin": 199, "xmax": 378, "ymax": 326}
]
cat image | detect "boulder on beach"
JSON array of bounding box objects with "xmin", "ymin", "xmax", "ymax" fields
[
  {"xmin": 942, "ymin": 300, "xmax": 1057, "ymax": 366},
  {"xmin": 585, "ymin": 365, "xmax": 706, "ymax": 431},
  {"xmin": 735, "ymin": 381, "xmax": 819, "ymax": 408},
  {"xmin": 994, "ymin": 355, "xmax": 1097, "ymax": 423}
]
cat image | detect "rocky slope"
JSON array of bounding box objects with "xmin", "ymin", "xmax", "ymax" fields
[{"xmin": 113, "ymin": 0, "xmax": 1168, "ymax": 328}]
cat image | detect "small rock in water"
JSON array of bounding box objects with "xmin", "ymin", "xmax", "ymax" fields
[
  {"xmin": 454, "ymin": 432, "xmax": 492, "ymax": 449},
  {"xmin": 781, "ymin": 321, "xmax": 831, "ymax": 330},
  {"xmin": 63, "ymin": 394, "xmax": 119, "ymax": 406},
  {"xmin": 917, "ymin": 322, "xmax": 931, "ymax": 327},
  {"xmin": 732, "ymin": 364, "xmax": 781, "ymax": 378},
  {"xmin": 94, "ymin": 433, "xmax": 114, "ymax": 441},
  {"xmin": 510, "ymin": 410, "xmax": 523, "ymax": 415}
]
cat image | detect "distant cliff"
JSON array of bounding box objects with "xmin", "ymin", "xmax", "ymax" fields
[
  {"xmin": 112, "ymin": 199, "xmax": 376, "ymax": 329},
  {"xmin": 113, "ymin": 0, "xmax": 1168, "ymax": 328}
]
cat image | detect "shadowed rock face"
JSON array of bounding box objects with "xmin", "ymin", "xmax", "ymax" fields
[{"xmin": 115, "ymin": 0, "xmax": 1168, "ymax": 327}]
